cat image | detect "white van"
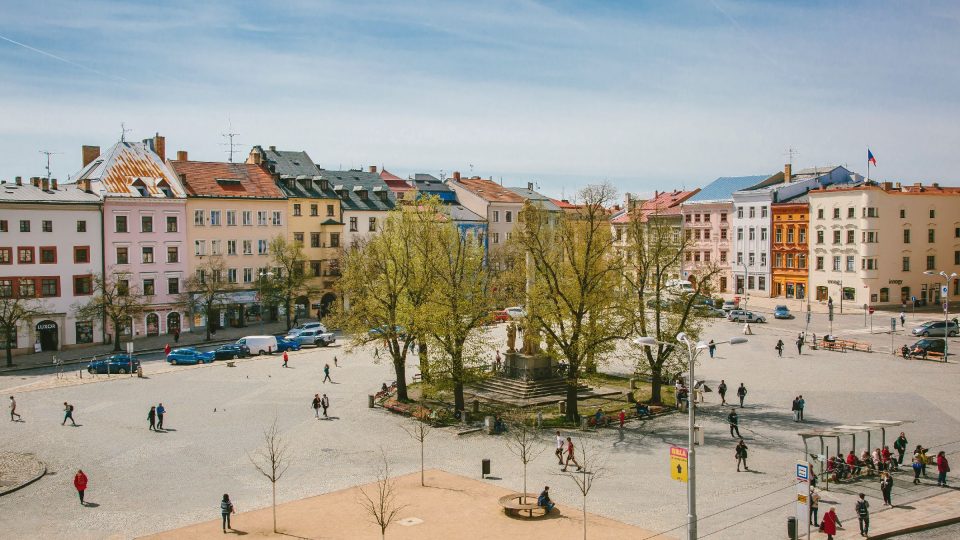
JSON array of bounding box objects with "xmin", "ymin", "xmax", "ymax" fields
[
  {"xmin": 666, "ymin": 279, "xmax": 695, "ymax": 294},
  {"xmin": 237, "ymin": 335, "xmax": 278, "ymax": 355}
]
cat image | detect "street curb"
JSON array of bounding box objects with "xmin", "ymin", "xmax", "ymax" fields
[
  {"xmin": 0, "ymin": 460, "xmax": 47, "ymax": 497},
  {"xmin": 866, "ymin": 514, "xmax": 960, "ymax": 539}
]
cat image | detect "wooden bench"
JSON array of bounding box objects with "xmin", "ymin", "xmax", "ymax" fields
[
  {"xmin": 498, "ymin": 493, "xmax": 548, "ymax": 517},
  {"xmin": 819, "ymin": 339, "xmax": 845, "ymax": 352}
]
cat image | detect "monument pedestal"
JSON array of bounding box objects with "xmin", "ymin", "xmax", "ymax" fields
[{"xmin": 502, "ymin": 351, "xmax": 555, "ymax": 381}]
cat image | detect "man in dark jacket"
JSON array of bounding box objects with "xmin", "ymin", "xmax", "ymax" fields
[
  {"xmin": 894, "ymin": 432, "xmax": 908, "ymax": 464},
  {"xmin": 728, "ymin": 409, "xmax": 741, "ymax": 438},
  {"xmin": 737, "ymin": 383, "xmax": 747, "ymax": 407}
]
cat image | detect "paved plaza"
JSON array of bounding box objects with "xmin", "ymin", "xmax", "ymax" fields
[{"xmin": 0, "ymin": 305, "xmax": 958, "ymax": 539}]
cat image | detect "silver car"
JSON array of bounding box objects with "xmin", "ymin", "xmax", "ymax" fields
[
  {"xmin": 729, "ymin": 310, "xmax": 765, "ymax": 323},
  {"xmin": 284, "ymin": 329, "xmax": 336, "ymax": 347},
  {"xmin": 911, "ymin": 320, "xmax": 959, "ymax": 337}
]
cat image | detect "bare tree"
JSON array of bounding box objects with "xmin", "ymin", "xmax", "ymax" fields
[
  {"xmin": 249, "ymin": 418, "xmax": 291, "ymax": 533},
  {"xmin": 502, "ymin": 410, "xmax": 546, "ymax": 503},
  {"xmin": 564, "ymin": 437, "xmax": 606, "ymax": 540},
  {"xmin": 74, "ymin": 272, "xmax": 146, "ymax": 352},
  {"xmin": 0, "ymin": 296, "xmax": 49, "ymax": 367},
  {"xmin": 181, "ymin": 255, "xmax": 234, "ymax": 341},
  {"xmin": 401, "ymin": 412, "xmax": 433, "ymax": 487},
  {"xmin": 358, "ymin": 451, "xmax": 407, "ymax": 540}
]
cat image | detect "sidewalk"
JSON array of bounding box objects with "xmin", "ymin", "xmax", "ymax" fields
[
  {"xmin": 834, "ymin": 488, "xmax": 960, "ymax": 539},
  {"xmin": 0, "ymin": 321, "xmax": 290, "ymax": 373},
  {"xmin": 725, "ymin": 294, "xmax": 950, "ymax": 318}
]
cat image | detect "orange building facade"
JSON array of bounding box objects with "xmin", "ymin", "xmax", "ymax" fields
[{"xmin": 771, "ymin": 199, "xmax": 809, "ymax": 299}]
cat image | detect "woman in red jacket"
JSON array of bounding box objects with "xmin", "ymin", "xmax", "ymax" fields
[
  {"xmin": 820, "ymin": 506, "xmax": 841, "ymax": 539},
  {"xmin": 73, "ymin": 470, "xmax": 88, "ymax": 505},
  {"xmin": 937, "ymin": 451, "xmax": 950, "ymax": 487}
]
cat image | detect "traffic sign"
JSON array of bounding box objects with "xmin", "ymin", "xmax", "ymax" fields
[
  {"xmin": 796, "ymin": 461, "xmax": 812, "ymax": 534},
  {"xmin": 670, "ymin": 446, "xmax": 688, "ymax": 483},
  {"xmin": 912, "ymin": 295, "xmax": 917, "ymax": 303},
  {"xmin": 796, "ymin": 462, "xmax": 810, "ymax": 482},
  {"xmin": 869, "ymin": 307, "xmax": 875, "ymax": 314},
  {"xmin": 942, "ymin": 285, "xmax": 949, "ymax": 297},
  {"xmin": 891, "ymin": 318, "xmax": 896, "ymax": 332}
]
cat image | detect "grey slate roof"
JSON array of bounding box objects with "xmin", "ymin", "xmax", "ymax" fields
[
  {"xmin": 412, "ymin": 177, "xmax": 452, "ymax": 193},
  {"xmin": 776, "ymin": 192, "xmax": 810, "ymax": 204},
  {"xmin": 0, "ymin": 181, "xmax": 102, "ymax": 204},
  {"xmin": 253, "ymin": 147, "xmax": 340, "ymax": 200},
  {"xmin": 506, "ymin": 186, "xmax": 561, "ymax": 211},
  {"xmin": 684, "ymin": 175, "xmax": 771, "ymax": 203},
  {"xmin": 449, "ymin": 204, "xmax": 485, "ymax": 223},
  {"xmin": 318, "ymin": 169, "xmax": 395, "ymax": 212}
]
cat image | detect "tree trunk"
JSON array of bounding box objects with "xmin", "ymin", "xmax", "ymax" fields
[
  {"xmin": 284, "ymin": 293, "xmax": 292, "ymax": 330},
  {"xmin": 583, "ymin": 493, "xmax": 588, "ymax": 540},
  {"xmin": 272, "ymin": 481, "xmax": 277, "ymax": 533},
  {"xmin": 418, "ymin": 340, "xmax": 430, "ymax": 382},
  {"xmin": 420, "ymin": 440, "xmax": 425, "ymax": 486},
  {"xmin": 113, "ymin": 322, "xmax": 122, "ymax": 352},
  {"xmin": 4, "ymin": 326, "xmax": 13, "ymax": 367},
  {"xmin": 649, "ymin": 365, "xmax": 663, "ymax": 405},
  {"xmin": 205, "ymin": 307, "xmax": 212, "ymax": 341},
  {"xmin": 453, "ymin": 381, "xmax": 465, "ymax": 412},
  {"xmin": 393, "ymin": 357, "xmax": 408, "ymax": 402},
  {"xmin": 565, "ymin": 371, "xmax": 579, "ymax": 422}
]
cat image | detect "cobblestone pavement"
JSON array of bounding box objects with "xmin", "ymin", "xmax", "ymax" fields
[
  {"xmin": 0, "ymin": 452, "xmax": 45, "ymax": 494},
  {"xmin": 0, "ymin": 315, "xmax": 958, "ymax": 539}
]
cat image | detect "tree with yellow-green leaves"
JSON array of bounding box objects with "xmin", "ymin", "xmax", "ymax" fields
[{"xmin": 267, "ymin": 235, "xmax": 315, "ymax": 331}]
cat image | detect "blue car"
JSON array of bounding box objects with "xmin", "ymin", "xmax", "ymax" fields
[
  {"xmin": 773, "ymin": 305, "xmax": 794, "ymax": 319},
  {"xmin": 166, "ymin": 348, "xmax": 215, "ymax": 365},
  {"xmin": 87, "ymin": 354, "xmax": 140, "ymax": 374},
  {"xmin": 276, "ymin": 337, "xmax": 302, "ymax": 353},
  {"xmin": 213, "ymin": 343, "xmax": 250, "ymax": 360}
]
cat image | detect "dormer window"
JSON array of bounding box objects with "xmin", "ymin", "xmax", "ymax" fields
[
  {"xmin": 320, "ymin": 180, "xmax": 329, "ymax": 191},
  {"xmin": 359, "ymin": 190, "xmax": 368, "ymax": 201},
  {"xmin": 216, "ymin": 178, "xmax": 242, "ymax": 187},
  {"xmin": 376, "ymin": 191, "xmax": 387, "ymax": 202},
  {"xmin": 157, "ymin": 180, "xmax": 173, "ymax": 198},
  {"xmin": 132, "ymin": 179, "xmax": 149, "ymax": 197}
]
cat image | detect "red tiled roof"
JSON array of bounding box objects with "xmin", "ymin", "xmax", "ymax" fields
[
  {"xmin": 612, "ymin": 189, "xmax": 698, "ymax": 223},
  {"xmin": 452, "ymin": 177, "xmax": 525, "ymax": 203},
  {"xmin": 548, "ymin": 197, "xmax": 580, "ymax": 209},
  {"xmin": 169, "ymin": 160, "xmax": 284, "ymax": 198}
]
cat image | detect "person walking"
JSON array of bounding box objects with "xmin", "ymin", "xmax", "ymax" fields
[
  {"xmin": 164, "ymin": 343, "xmax": 171, "ymax": 357},
  {"xmin": 282, "ymin": 351, "xmax": 288, "ymax": 368},
  {"xmin": 320, "ymin": 393, "xmax": 330, "ymax": 417},
  {"xmin": 798, "ymin": 395, "xmax": 805, "ymax": 421},
  {"xmin": 221, "ymin": 493, "xmax": 235, "ymax": 532},
  {"xmin": 156, "ymin": 403, "xmax": 166, "ymax": 430},
  {"xmin": 900, "ymin": 311, "xmax": 906, "ymax": 327},
  {"xmin": 148, "ymin": 406, "xmax": 157, "ymax": 431},
  {"xmin": 880, "ymin": 472, "xmax": 893, "ymax": 506},
  {"xmin": 894, "ymin": 432, "xmax": 908, "ymax": 464},
  {"xmin": 9, "ymin": 396, "xmax": 21, "ymax": 421},
  {"xmin": 775, "ymin": 339, "xmax": 784, "ymax": 357},
  {"xmin": 618, "ymin": 409, "xmax": 626, "ymax": 429},
  {"xmin": 791, "ymin": 397, "xmax": 800, "ymax": 422},
  {"xmin": 174, "ymin": 329, "xmax": 180, "ymax": 343},
  {"xmin": 312, "ymin": 394, "xmax": 321, "ymax": 419},
  {"xmin": 718, "ymin": 380, "xmax": 727, "ymax": 405},
  {"xmin": 323, "ymin": 363, "xmax": 332, "ymax": 383},
  {"xmin": 810, "ymin": 489, "xmax": 820, "ymax": 526},
  {"xmin": 735, "ymin": 439, "xmax": 749, "ymax": 471},
  {"xmin": 912, "ymin": 452, "xmax": 923, "ymax": 485},
  {"xmin": 334, "ymin": 355, "xmax": 338, "ymax": 367},
  {"xmin": 821, "ymin": 506, "xmax": 841, "ymax": 540},
  {"xmin": 796, "ymin": 334, "xmax": 804, "ymax": 355},
  {"xmin": 737, "ymin": 383, "xmax": 747, "ymax": 407},
  {"xmin": 561, "ymin": 437, "xmax": 582, "ymax": 472},
  {"xmin": 74, "ymin": 470, "xmax": 88, "ymax": 505},
  {"xmin": 62, "ymin": 402, "xmax": 76, "ymax": 426},
  {"xmin": 708, "ymin": 340, "xmax": 716, "ymax": 358},
  {"xmin": 728, "ymin": 409, "xmax": 741, "ymax": 438},
  {"xmin": 555, "ymin": 431, "xmax": 564, "ymax": 465},
  {"xmin": 855, "ymin": 493, "xmax": 870, "ymax": 537},
  {"xmin": 937, "ymin": 451, "xmax": 950, "ymax": 487},
  {"xmin": 915, "ymin": 445, "xmax": 929, "ymax": 477}
]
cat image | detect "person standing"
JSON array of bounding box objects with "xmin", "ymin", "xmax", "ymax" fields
[
  {"xmin": 282, "ymin": 351, "xmax": 288, "ymax": 368},
  {"xmin": 221, "ymin": 493, "xmax": 234, "ymax": 532},
  {"xmin": 554, "ymin": 431, "xmax": 564, "ymax": 465},
  {"xmin": 9, "ymin": 396, "xmax": 21, "ymax": 421},
  {"xmin": 174, "ymin": 329, "xmax": 180, "ymax": 343},
  {"xmin": 821, "ymin": 506, "xmax": 841, "ymax": 540},
  {"xmin": 312, "ymin": 394, "xmax": 321, "ymax": 419},
  {"xmin": 323, "ymin": 363, "xmax": 332, "ymax": 383},
  {"xmin": 618, "ymin": 409, "xmax": 626, "ymax": 429},
  {"xmin": 737, "ymin": 383, "xmax": 747, "ymax": 407},
  {"xmin": 164, "ymin": 343, "xmax": 171, "ymax": 357},
  {"xmin": 796, "ymin": 334, "xmax": 804, "ymax": 355},
  {"xmin": 156, "ymin": 403, "xmax": 166, "ymax": 430},
  {"xmin": 810, "ymin": 489, "xmax": 820, "ymax": 526},
  {"xmin": 708, "ymin": 340, "xmax": 716, "ymax": 358},
  {"xmin": 894, "ymin": 432, "xmax": 908, "ymax": 464},
  {"xmin": 320, "ymin": 393, "xmax": 329, "ymax": 418},
  {"xmin": 880, "ymin": 472, "xmax": 893, "ymax": 506},
  {"xmin": 728, "ymin": 409, "xmax": 741, "ymax": 438},
  {"xmin": 62, "ymin": 402, "xmax": 76, "ymax": 426},
  {"xmin": 775, "ymin": 339, "xmax": 784, "ymax": 357},
  {"xmin": 334, "ymin": 355, "xmax": 339, "ymax": 367},
  {"xmin": 73, "ymin": 470, "xmax": 88, "ymax": 505},
  {"xmin": 718, "ymin": 380, "xmax": 727, "ymax": 405},
  {"xmin": 562, "ymin": 437, "xmax": 582, "ymax": 472},
  {"xmin": 937, "ymin": 451, "xmax": 950, "ymax": 487},
  {"xmin": 148, "ymin": 406, "xmax": 157, "ymax": 431},
  {"xmin": 735, "ymin": 439, "xmax": 749, "ymax": 471},
  {"xmin": 856, "ymin": 493, "xmax": 870, "ymax": 537},
  {"xmin": 900, "ymin": 311, "xmax": 906, "ymax": 327},
  {"xmin": 912, "ymin": 452, "xmax": 923, "ymax": 485},
  {"xmin": 791, "ymin": 397, "xmax": 800, "ymax": 422},
  {"xmin": 798, "ymin": 395, "xmax": 805, "ymax": 421}
]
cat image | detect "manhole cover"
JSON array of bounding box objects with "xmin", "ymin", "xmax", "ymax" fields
[{"xmin": 397, "ymin": 517, "xmax": 423, "ymax": 527}]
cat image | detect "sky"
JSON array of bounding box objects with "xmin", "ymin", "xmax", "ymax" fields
[{"xmin": 1, "ymin": 0, "xmax": 959, "ymax": 199}]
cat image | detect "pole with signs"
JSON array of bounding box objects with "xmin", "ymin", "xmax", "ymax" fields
[
  {"xmin": 943, "ymin": 284, "xmax": 950, "ymax": 361},
  {"xmin": 126, "ymin": 341, "xmax": 134, "ymax": 376},
  {"xmin": 891, "ymin": 318, "xmax": 896, "ymax": 355},
  {"xmin": 863, "ymin": 303, "xmax": 868, "ymax": 327},
  {"xmin": 796, "ymin": 461, "xmax": 812, "ymax": 540},
  {"xmin": 670, "ymin": 446, "xmax": 689, "ymax": 483},
  {"xmin": 828, "ymin": 304, "xmax": 834, "ymax": 336},
  {"xmin": 912, "ymin": 295, "xmax": 917, "ymax": 320}
]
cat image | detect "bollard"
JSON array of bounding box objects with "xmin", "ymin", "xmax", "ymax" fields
[
  {"xmin": 485, "ymin": 415, "xmax": 495, "ymax": 434},
  {"xmin": 481, "ymin": 458, "xmax": 491, "ymax": 478},
  {"xmin": 368, "ymin": 395, "xmax": 375, "ymax": 408},
  {"xmin": 629, "ymin": 378, "xmax": 639, "ymax": 390},
  {"xmin": 558, "ymin": 400, "xmax": 566, "ymax": 415},
  {"xmin": 472, "ymin": 399, "xmax": 480, "ymax": 414},
  {"xmin": 693, "ymin": 424, "xmax": 704, "ymax": 446}
]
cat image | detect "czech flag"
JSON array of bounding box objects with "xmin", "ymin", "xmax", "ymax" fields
[{"xmin": 868, "ymin": 149, "xmax": 877, "ymax": 166}]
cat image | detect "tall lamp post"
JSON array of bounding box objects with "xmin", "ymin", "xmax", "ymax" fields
[
  {"xmin": 924, "ymin": 270, "xmax": 958, "ymax": 359},
  {"xmin": 258, "ymin": 269, "xmax": 274, "ymax": 330},
  {"xmin": 635, "ymin": 333, "xmax": 748, "ymax": 540},
  {"xmin": 739, "ymin": 262, "xmax": 750, "ymax": 310}
]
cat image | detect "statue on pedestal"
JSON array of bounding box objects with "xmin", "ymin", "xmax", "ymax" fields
[{"xmin": 507, "ymin": 323, "xmax": 517, "ymax": 353}]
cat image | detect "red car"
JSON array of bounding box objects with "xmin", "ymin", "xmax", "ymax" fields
[{"xmin": 489, "ymin": 310, "xmax": 510, "ymax": 323}]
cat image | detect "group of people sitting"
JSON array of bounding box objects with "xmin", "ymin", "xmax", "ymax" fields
[{"xmin": 826, "ymin": 447, "xmax": 900, "ymax": 482}]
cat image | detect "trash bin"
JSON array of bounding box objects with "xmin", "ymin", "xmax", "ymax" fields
[
  {"xmin": 482, "ymin": 458, "xmax": 491, "ymax": 478},
  {"xmin": 693, "ymin": 424, "xmax": 704, "ymax": 446},
  {"xmin": 787, "ymin": 516, "xmax": 797, "ymax": 540},
  {"xmin": 626, "ymin": 390, "xmax": 636, "ymax": 403},
  {"xmin": 558, "ymin": 400, "xmax": 566, "ymax": 415},
  {"xmin": 368, "ymin": 395, "xmax": 375, "ymax": 408},
  {"xmin": 485, "ymin": 415, "xmax": 495, "ymax": 434},
  {"xmin": 580, "ymin": 417, "xmax": 589, "ymax": 430},
  {"xmin": 630, "ymin": 378, "xmax": 639, "ymax": 390}
]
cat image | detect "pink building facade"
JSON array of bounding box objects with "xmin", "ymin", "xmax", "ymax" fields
[{"xmin": 680, "ymin": 201, "xmax": 733, "ymax": 293}]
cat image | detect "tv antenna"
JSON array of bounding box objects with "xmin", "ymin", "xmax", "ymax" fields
[
  {"xmin": 120, "ymin": 122, "xmax": 132, "ymax": 142},
  {"xmin": 221, "ymin": 120, "xmax": 241, "ymax": 162},
  {"xmin": 39, "ymin": 150, "xmax": 62, "ymax": 180},
  {"xmin": 784, "ymin": 146, "xmax": 799, "ymax": 166}
]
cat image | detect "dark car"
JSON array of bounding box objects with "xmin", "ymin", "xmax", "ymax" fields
[
  {"xmin": 166, "ymin": 348, "xmax": 215, "ymax": 365},
  {"xmin": 213, "ymin": 343, "xmax": 250, "ymax": 360},
  {"xmin": 909, "ymin": 338, "xmax": 945, "ymax": 356},
  {"xmin": 87, "ymin": 354, "xmax": 140, "ymax": 374},
  {"xmin": 275, "ymin": 337, "xmax": 302, "ymax": 353}
]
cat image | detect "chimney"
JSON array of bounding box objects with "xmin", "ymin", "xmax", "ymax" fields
[
  {"xmin": 176, "ymin": 150, "xmax": 188, "ymax": 161},
  {"xmin": 78, "ymin": 178, "xmax": 91, "ymax": 192},
  {"xmin": 269, "ymin": 145, "xmax": 276, "ymax": 152},
  {"xmin": 527, "ymin": 181, "xmax": 533, "ymax": 191},
  {"xmin": 881, "ymin": 181, "xmax": 892, "ymax": 191},
  {"xmin": 784, "ymin": 163, "xmax": 792, "ymax": 183},
  {"xmin": 15, "ymin": 176, "xmax": 22, "ymax": 186},
  {"xmin": 453, "ymin": 171, "xmax": 461, "ymax": 181},
  {"xmin": 153, "ymin": 133, "xmax": 166, "ymax": 161},
  {"xmin": 41, "ymin": 178, "xmax": 49, "ymax": 191},
  {"xmin": 248, "ymin": 148, "xmax": 263, "ymax": 165},
  {"xmin": 52, "ymin": 178, "xmax": 58, "ymax": 190},
  {"xmin": 368, "ymin": 165, "xmax": 377, "ymax": 174},
  {"xmin": 82, "ymin": 145, "xmax": 100, "ymax": 167},
  {"xmin": 31, "ymin": 177, "xmax": 40, "ymax": 187}
]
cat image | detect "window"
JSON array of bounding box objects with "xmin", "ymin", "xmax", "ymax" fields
[
  {"xmin": 18, "ymin": 247, "xmax": 34, "ymax": 264},
  {"xmin": 832, "ymin": 230, "xmax": 841, "ymax": 244},
  {"xmin": 142, "ymin": 246, "xmax": 154, "ymax": 263},
  {"xmin": 310, "ymin": 204, "xmax": 318, "ymax": 216},
  {"xmin": 39, "ymin": 247, "xmax": 56, "ymax": 263},
  {"xmin": 903, "ymin": 229, "xmax": 911, "ymax": 243},
  {"xmin": 166, "ymin": 216, "xmax": 178, "ymax": 232},
  {"xmin": 293, "ymin": 232, "xmax": 304, "ymax": 244},
  {"xmin": 258, "ymin": 239, "xmax": 268, "ymax": 255},
  {"xmin": 816, "ymin": 256, "xmax": 824, "ymax": 270},
  {"xmin": 211, "ymin": 240, "xmax": 221, "ymax": 255},
  {"xmin": 19, "ymin": 279, "xmax": 36, "ymax": 298},
  {"xmin": 243, "ymin": 268, "xmax": 253, "ymax": 283},
  {"xmin": 39, "ymin": 220, "xmax": 52, "ymax": 233},
  {"xmin": 902, "ymin": 256, "xmax": 910, "ymax": 272},
  {"xmin": 369, "ymin": 217, "xmax": 377, "ymax": 231},
  {"xmin": 143, "ymin": 279, "xmax": 155, "ymax": 296},
  {"xmin": 242, "ymin": 211, "xmax": 252, "ymax": 226},
  {"xmin": 257, "ymin": 211, "xmax": 268, "ymax": 226},
  {"xmin": 310, "ymin": 233, "xmax": 320, "ymax": 248},
  {"xmin": 930, "ymin": 209, "xmax": 936, "ymax": 218},
  {"xmin": 832, "ymin": 256, "xmax": 841, "ymax": 271},
  {"xmin": 272, "ymin": 211, "xmax": 282, "ymax": 226},
  {"xmin": 748, "ymin": 253, "xmax": 755, "ymax": 266},
  {"xmin": 704, "ymin": 251, "xmax": 711, "ymax": 262},
  {"xmin": 505, "ymin": 211, "xmax": 513, "ymax": 223},
  {"xmin": 900, "ymin": 209, "xmax": 906, "ymax": 219},
  {"xmin": 1, "ymin": 279, "xmax": 13, "ymax": 297},
  {"xmin": 195, "ymin": 240, "xmax": 206, "ymax": 256},
  {"xmin": 330, "ymin": 233, "xmax": 340, "ymax": 248},
  {"xmin": 816, "ymin": 230, "xmax": 824, "ymax": 244},
  {"xmin": 694, "ymin": 229, "xmax": 701, "ymax": 240},
  {"xmin": 226, "ymin": 211, "xmax": 236, "ymax": 226},
  {"xmin": 737, "ymin": 252, "xmax": 743, "ymax": 264},
  {"xmin": 817, "ymin": 209, "xmax": 824, "ymax": 220},
  {"xmin": 74, "ymin": 275, "xmax": 92, "ymax": 295},
  {"xmin": 293, "ymin": 204, "xmax": 302, "ymax": 216},
  {"xmin": 720, "ymin": 229, "xmax": 727, "ymax": 240},
  {"xmin": 842, "ymin": 287, "xmax": 856, "ymax": 301},
  {"xmin": 749, "ymin": 207, "xmax": 755, "ymax": 218},
  {"xmin": 720, "ymin": 251, "xmax": 727, "ymax": 262},
  {"xmin": 196, "ymin": 270, "xmax": 206, "ymax": 285},
  {"xmin": 686, "ymin": 214, "xmax": 692, "ymax": 223},
  {"xmin": 846, "ymin": 256, "xmax": 855, "ymax": 272},
  {"xmin": 760, "ymin": 228, "xmax": 767, "ymax": 241},
  {"xmin": 761, "ymin": 206, "xmax": 767, "ymax": 218},
  {"xmin": 493, "ymin": 211, "xmax": 500, "ymax": 223},
  {"xmin": 880, "ymin": 288, "xmax": 889, "ymax": 302},
  {"xmin": 227, "ymin": 268, "xmax": 238, "ymax": 284},
  {"xmin": 737, "ymin": 228, "xmax": 743, "ymax": 240},
  {"xmin": 117, "ymin": 247, "xmax": 129, "ymax": 264},
  {"xmin": 847, "ymin": 207, "xmax": 855, "ymax": 218},
  {"xmin": 786, "ymin": 228, "xmax": 794, "ymax": 243},
  {"xmin": 927, "ymin": 255, "xmax": 936, "ymax": 270},
  {"xmin": 798, "ymin": 254, "xmax": 806, "ymax": 269},
  {"xmin": 242, "ymin": 240, "xmax": 252, "ymax": 255},
  {"xmin": 737, "ymin": 207, "xmax": 743, "ymax": 219},
  {"xmin": 758, "ymin": 276, "xmax": 765, "ymax": 290},
  {"xmin": 327, "ymin": 204, "xmax": 335, "ymax": 217},
  {"xmin": 847, "ymin": 230, "xmax": 855, "ymax": 244},
  {"xmin": 866, "ymin": 207, "xmax": 879, "ymax": 218},
  {"xmin": 782, "ymin": 253, "xmax": 790, "ymax": 268},
  {"xmin": 956, "ymin": 227, "xmax": 960, "ymax": 238},
  {"xmin": 115, "ymin": 215, "xmax": 128, "ymax": 233},
  {"xmin": 167, "ymin": 246, "xmax": 179, "ymax": 263},
  {"xmin": 864, "ymin": 231, "xmax": 877, "ymax": 243},
  {"xmin": 0, "ymin": 248, "xmax": 10, "ymax": 264},
  {"xmin": 210, "ymin": 210, "xmax": 221, "ymax": 226},
  {"xmin": 720, "ymin": 212, "xmax": 727, "ymax": 222},
  {"xmin": 748, "ymin": 228, "xmax": 755, "ymax": 241},
  {"xmin": 168, "ymin": 277, "xmax": 179, "ymax": 294},
  {"xmin": 491, "ymin": 232, "xmax": 500, "ymax": 244},
  {"xmin": 748, "ymin": 276, "xmax": 755, "ymax": 289},
  {"xmin": 19, "ymin": 220, "xmax": 31, "ymax": 233},
  {"xmin": 704, "ymin": 230, "xmax": 711, "ymax": 240},
  {"xmin": 928, "ymin": 229, "xmax": 935, "ymax": 243},
  {"xmin": 227, "ymin": 240, "xmax": 236, "ymax": 256},
  {"xmin": 956, "ymin": 251, "xmax": 960, "ymax": 266},
  {"xmin": 775, "ymin": 228, "xmax": 783, "ymax": 243},
  {"xmin": 798, "ymin": 228, "xmax": 806, "ymax": 243},
  {"xmin": 685, "ymin": 251, "xmax": 692, "ymax": 262},
  {"xmin": 0, "ymin": 220, "xmax": 6, "ymax": 232},
  {"xmin": 833, "ymin": 208, "xmax": 840, "ymax": 219},
  {"xmin": 760, "ymin": 252, "xmax": 766, "ymax": 266},
  {"xmin": 141, "ymin": 215, "xmax": 153, "ymax": 233},
  {"xmin": 862, "ymin": 258, "xmax": 878, "ymax": 270},
  {"xmin": 349, "ymin": 217, "xmax": 358, "ymax": 232},
  {"xmin": 40, "ymin": 278, "xmax": 58, "ymax": 297},
  {"xmin": 194, "ymin": 210, "xmax": 204, "ymax": 226}
]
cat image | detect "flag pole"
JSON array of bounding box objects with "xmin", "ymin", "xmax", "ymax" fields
[{"xmin": 867, "ymin": 147, "xmax": 870, "ymax": 182}]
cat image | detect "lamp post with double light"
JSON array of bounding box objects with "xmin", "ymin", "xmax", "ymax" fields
[
  {"xmin": 635, "ymin": 333, "xmax": 748, "ymax": 540},
  {"xmin": 924, "ymin": 270, "xmax": 958, "ymax": 359},
  {"xmin": 258, "ymin": 269, "xmax": 275, "ymax": 330}
]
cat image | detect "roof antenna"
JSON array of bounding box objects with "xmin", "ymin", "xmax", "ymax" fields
[
  {"xmin": 39, "ymin": 150, "xmax": 62, "ymax": 180},
  {"xmin": 120, "ymin": 122, "xmax": 132, "ymax": 142},
  {"xmin": 221, "ymin": 119, "xmax": 241, "ymax": 162},
  {"xmin": 784, "ymin": 146, "xmax": 799, "ymax": 166}
]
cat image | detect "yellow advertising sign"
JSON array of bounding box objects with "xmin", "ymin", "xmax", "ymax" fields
[{"xmin": 670, "ymin": 446, "xmax": 688, "ymax": 483}]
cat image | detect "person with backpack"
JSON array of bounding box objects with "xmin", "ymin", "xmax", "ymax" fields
[
  {"xmin": 62, "ymin": 402, "xmax": 77, "ymax": 426},
  {"xmin": 937, "ymin": 451, "xmax": 950, "ymax": 487},
  {"xmin": 775, "ymin": 339, "xmax": 784, "ymax": 357},
  {"xmin": 221, "ymin": 493, "xmax": 235, "ymax": 532},
  {"xmin": 74, "ymin": 470, "xmax": 88, "ymax": 505},
  {"xmin": 735, "ymin": 439, "xmax": 749, "ymax": 471},
  {"xmin": 148, "ymin": 406, "xmax": 157, "ymax": 431},
  {"xmin": 855, "ymin": 493, "xmax": 870, "ymax": 536},
  {"xmin": 718, "ymin": 380, "xmax": 727, "ymax": 405},
  {"xmin": 737, "ymin": 383, "xmax": 747, "ymax": 407}
]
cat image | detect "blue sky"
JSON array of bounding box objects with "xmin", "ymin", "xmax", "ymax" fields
[{"xmin": 1, "ymin": 0, "xmax": 958, "ymax": 198}]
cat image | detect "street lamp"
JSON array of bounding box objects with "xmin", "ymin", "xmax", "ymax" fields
[
  {"xmin": 739, "ymin": 262, "xmax": 750, "ymax": 310},
  {"xmin": 924, "ymin": 270, "xmax": 958, "ymax": 359},
  {"xmin": 634, "ymin": 333, "xmax": 748, "ymax": 540},
  {"xmin": 258, "ymin": 269, "xmax": 275, "ymax": 329}
]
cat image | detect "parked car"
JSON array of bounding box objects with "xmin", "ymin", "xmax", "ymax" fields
[
  {"xmin": 729, "ymin": 310, "xmax": 765, "ymax": 323},
  {"xmin": 773, "ymin": 305, "xmax": 794, "ymax": 319},
  {"xmin": 695, "ymin": 304, "xmax": 727, "ymax": 318},
  {"xmin": 665, "ymin": 279, "xmax": 695, "ymax": 294},
  {"xmin": 87, "ymin": 354, "xmax": 140, "ymax": 374},
  {"xmin": 275, "ymin": 337, "xmax": 302, "ymax": 353},
  {"xmin": 287, "ymin": 322, "xmax": 327, "ymax": 337},
  {"xmin": 166, "ymin": 348, "xmax": 215, "ymax": 365},
  {"xmin": 368, "ymin": 325, "xmax": 405, "ymax": 338},
  {"xmin": 909, "ymin": 338, "xmax": 945, "ymax": 356},
  {"xmin": 213, "ymin": 343, "xmax": 250, "ymax": 360},
  {"xmin": 911, "ymin": 320, "xmax": 959, "ymax": 337},
  {"xmin": 236, "ymin": 335, "xmax": 279, "ymax": 355},
  {"xmin": 285, "ymin": 329, "xmax": 336, "ymax": 347},
  {"xmin": 489, "ymin": 310, "xmax": 510, "ymax": 323},
  {"xmin": 505, "ymin": 306, "xmax": 527, "ymax": 319},
  {"xmin": 721, "ymin": 300, "xmax": 738, "ymax": 312}
]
